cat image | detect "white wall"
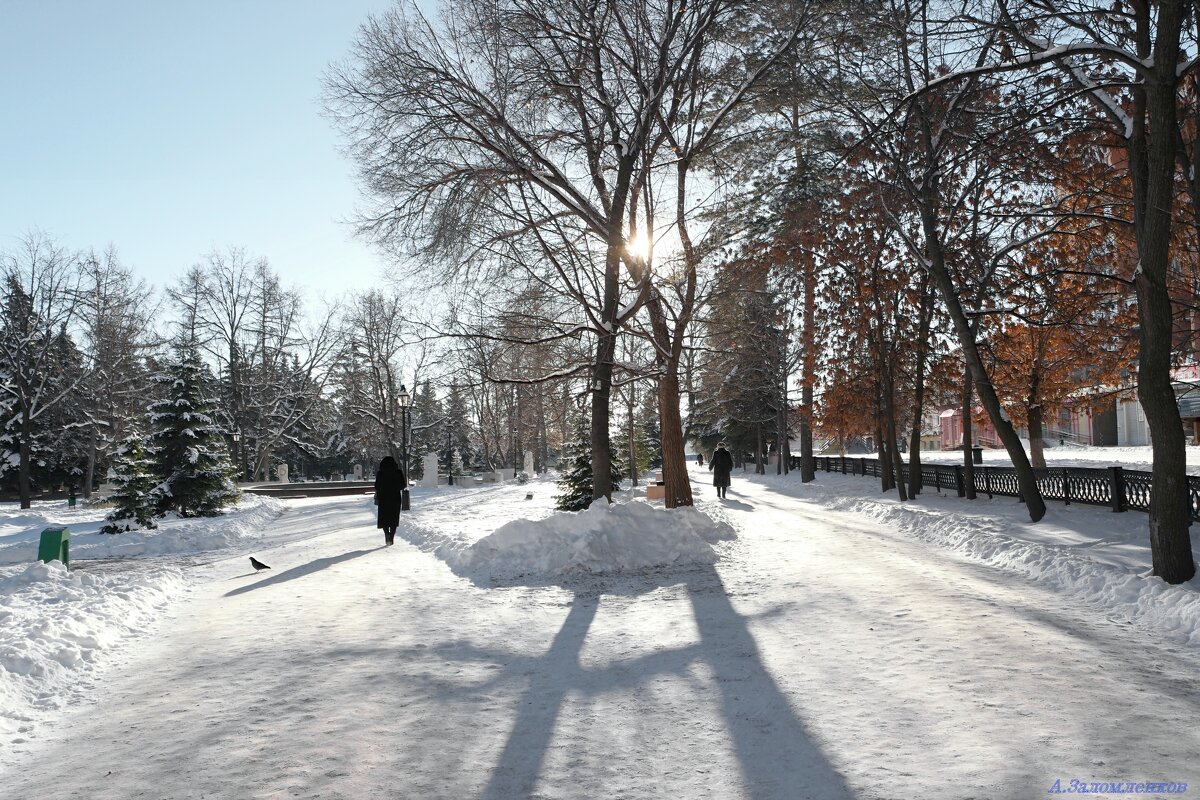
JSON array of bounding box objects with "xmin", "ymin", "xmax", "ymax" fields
[{"xmin": 1116, "ymin": 398, "xmax": 1150, "ymax": 446}]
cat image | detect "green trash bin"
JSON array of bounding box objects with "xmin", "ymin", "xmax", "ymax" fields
[{"xmin": 38, "ymin": 526, "xmax": 69, "ymax": 569}]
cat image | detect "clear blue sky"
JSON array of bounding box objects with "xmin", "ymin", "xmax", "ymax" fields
[{"xmin": 0, "ymin": 0, "xmax": 412, "ymax": 302}]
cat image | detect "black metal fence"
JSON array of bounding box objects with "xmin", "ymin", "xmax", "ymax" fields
[{"xmin": 789, "ymin": 455, "xmax": 1200, "ymax": 520}]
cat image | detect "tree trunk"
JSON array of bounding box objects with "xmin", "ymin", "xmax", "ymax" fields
[
  {"xmin": 777, "ymin": 401, "xmax": 787, "ymax": 475},
  {"xmin": 84, "ymin": 424, "xmax": 98, "ymax": 499},
  {"xmin": 882, "ymin": 356, "xmax": 908, "ymax": 501},
  {"xmin": 907, "ymin": 283, "xmax": 935, "ymax": 497},
  {"xmin": 540, "ymin": 392, "xmax": 549, "ymax": 473},
  {"xmin": 590, "ymin": 329, "xmax": 617, "ymax": 503},
  {"xmin": 641, "ymin": 284, "xmax": 693, "ymax": 505},
  {"xmin": 628, "ymin": 390, "xmax": 639, "ymax": 487},
  {"xmin": 1028, "ymin": 405, "xmax": 1046, "ymax": 469},
  {"xmin": 876, "ymin": 420, "xmax": 892, "ymax": 492},
  {"xmin": 799, "ymin": 391, "xmax": 814, "ymax": 481},
  {"xmin": 657, "ymin": 370, "xmax": 693, "ymax": 507},
  {"xmin": 922, "ymin": 209, "xmax": 1045, "ymax": 521},
  {"xmin": 561, "ymin": 383, "xmax": 571, "ymax": 468},
  {"xmin": 962, "ymin": 368, "xmax": 976, "ymax": 500},
  {"xmin": 19, "ymin": 410, "xmax": 32, "ymax": 509},
  {"xmin": 1128, "ymin": 0, "xmax": 1196, "ymax": 583}
]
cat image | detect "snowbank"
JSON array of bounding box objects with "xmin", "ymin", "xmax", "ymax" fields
[
  {"xmin": 757, "ymin": 471, "xmax": 1200, "ymax": 646},
  {"xmin": 0, "ymin": 494, "xmax": 288, "ymax": 743},
  {"xmin": 0, "ymin": 560, "xmax": 187, "ymax": 739},
  {"xmin": 0, "ymin": 494, "xmax": 287, "ymax": 565},
  {"xmin": 407, "ymin": 498, "xmax": 736, "ymax": 581}
]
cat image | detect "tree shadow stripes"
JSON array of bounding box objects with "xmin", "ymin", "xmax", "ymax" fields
[{"xmin": 482, "ymin": 565, "xmax": 855, "ymax": 799}]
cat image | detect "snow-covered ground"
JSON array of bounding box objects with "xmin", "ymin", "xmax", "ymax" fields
[
  {"xmin": 0, "ymin": 455, "xmax": 1197, "ymax": 798},
  {"xmin": 0, "ymin": 495, "xmax": 286, "ymax": 744}
]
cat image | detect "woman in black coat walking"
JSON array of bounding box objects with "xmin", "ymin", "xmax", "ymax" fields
[
  {"xmin": 709, "ymin": 442, "xmax": 733, "ymax": 499},
  {"xmin": 374, "ymin": 455, "xmax": 406, "ymax": 546}
]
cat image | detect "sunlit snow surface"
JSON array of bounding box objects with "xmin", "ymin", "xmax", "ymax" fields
[
  {"xmin": 0, "ymin": 454, "xmax": 1196, "ymax": 799},
  {"xmin": 0, "ymin": 495, "xmax": 286, "ymax": 742}
]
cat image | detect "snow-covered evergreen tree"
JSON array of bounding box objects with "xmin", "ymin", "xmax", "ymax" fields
[
  {"xmin": 149, "ymin": 345, "xmax": 239, "ymax": 517},
  {"xmin": 101, "ymin": 427, "xmax": 157, "ymax": 532},
  {"xmin": 555, "ymin": 420, "xmax": 622, "ymax": 511}
]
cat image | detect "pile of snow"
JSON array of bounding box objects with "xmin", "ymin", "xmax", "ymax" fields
[
  {"xmin": 0, "ymin": 494, "xmax": 287, "ymax": 565},
  {"xmin": 409, "ymin": 498, "xmax": 737, "ymax": 581},
  {"xmin": 0, "ymin": 560, "xmax": 187, "ymax": 739}
]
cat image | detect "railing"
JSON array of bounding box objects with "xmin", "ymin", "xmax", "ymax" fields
[
  {"xmin": 1043, "ymin": 427, "xmax": 1091, "ymax": 447},
  {"xmin": 243, "ymin": 480, "xmax": 374, "ymax": 499},
  {"xmin": 788, "ymin": 455, "xmax": 1200, "ymax": 520}
]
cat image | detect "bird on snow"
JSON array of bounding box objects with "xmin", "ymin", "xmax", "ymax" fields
[{"xmin": 249, "ymin": 556, "xmax": 271, "ymax": 572}]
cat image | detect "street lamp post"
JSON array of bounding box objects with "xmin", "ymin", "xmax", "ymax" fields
[{"xmin": 398, "ymin": 385, "xmax": 411, "ymax": 511}]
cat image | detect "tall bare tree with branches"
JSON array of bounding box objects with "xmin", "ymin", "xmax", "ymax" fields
[{"xmin": 327, "ymin": 0, "xmax": 807, "ymax": 506}]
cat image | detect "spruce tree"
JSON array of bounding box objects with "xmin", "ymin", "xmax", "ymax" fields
[
  {"xmin": 101, "ymin": 427, "xmax": 157, "ymax": 532},
  {"xmin": 555, "ymin": 420, "xmax": 622, "ymax": 511},
  {"xmin": 149, "ymin": 345, "xmax": 240, "ymax": 517}
]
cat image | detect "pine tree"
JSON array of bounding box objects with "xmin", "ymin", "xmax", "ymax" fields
[
  {"xmin": 149, "ymin": 345, "xmax": 240, "ymax": 517},
  {"xmin": 101, "ymin": 427, "xmax": 158, "ymax": 532},
  {"xmin": 555, "ymin": 420, "xmax": 622, "ymax": 511}
]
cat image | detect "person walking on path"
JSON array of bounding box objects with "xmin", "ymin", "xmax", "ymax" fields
[
  {"xmin": 709, "ymin": 442, "xmax": 733, "ymax": 499},
  {"xmin": 374, "ymin": 455, "xmax": 406, "ymax": 546},
  {"xmin": 697, "ymin": 452, "xmax": 705, "ymax": 466}
]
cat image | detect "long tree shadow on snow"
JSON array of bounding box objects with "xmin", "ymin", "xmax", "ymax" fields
[
  {"xmin": 480, "ymin": 564, "xmax": 855, "ymax": 800},
  {"xmin": 683, "ymin": 566, "xmax": 854, "ymax": 799},
  {"xmin": 224, "ymin": 548, "xmax": 381, "ymax": 597},
  {"xmin": 481, "ymin": 593, "xmax": 599, "ymax": 799}
]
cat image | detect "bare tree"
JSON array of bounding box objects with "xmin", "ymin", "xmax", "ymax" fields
[
  {"xmin": 77, "ymin": 246, "xmax": 161, "ymax": 497},
  {"xmin": 342, "ymin": 289, "xmax": 433, "ymax": 461},
  {"xmin": 926, "ymin": 0, "xmax": 1198, "ymax": 580},
  {"xmin": 824, "ymin": 0, "xmax": 1052, "ymax": 520},
  {"xmin": 168, "ymin": 249, "xmax": 343, "ymax": 481},
  {"xmin": 327, "ymin": 0, "xmax": 804, "ymax": 506}
]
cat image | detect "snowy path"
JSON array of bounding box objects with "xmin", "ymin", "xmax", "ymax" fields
[{"xmin": 2, "ymin": 469, "xmax": 1198, "ymax": 799}]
